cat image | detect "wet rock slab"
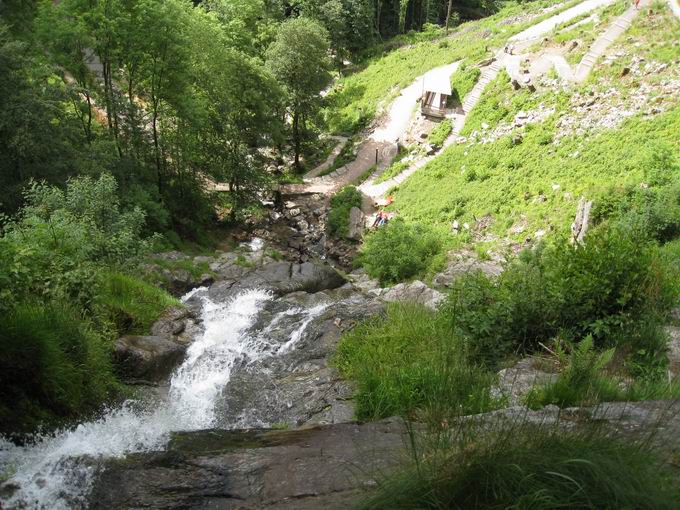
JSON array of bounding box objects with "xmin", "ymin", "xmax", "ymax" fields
[
  {"xmin": 215, "ymin": 290, "xmax": 384, "ymax": 429},
  {"xmin": 89, "ymin": 418, "xmax": 408, "ymax": 510}
]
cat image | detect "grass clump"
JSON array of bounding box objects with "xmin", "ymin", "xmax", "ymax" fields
[
  {"xmin": 318, "ymin": 137, "xmax": 358, "ymax": 176},
  {"xmin": 374, "ymin": 145, "xmax": 416, "ymax": 184},
  {"xmin": 327, "ymin": 186, "xmax": 363, "ymax": 238},
  {"xmin": 335, "ymin": 304, "xmax": 500, "ymax": 425},
  {"xmin": 0, "ymin": 302, "xmax": 120, "ymax": 436},
  {"xmin": 361, "ymin": 423, "xmax": 680, "ymax": 510},
  {"xmin": 427, "ymin": 119, "xmax": 452, "ymax": 149},
  {"xmin": 526, "ymin": 336, "xmax": 619, "ymax": 408},
  {"xmin": 449, "ymin": 62, "xmax": 480, "ymax": 103},
  {"xmin": 95, "ymin": 271, "xmax": 180, "ymax": 335},
  {"xmin": 358, "ymin": 218, "xmax": 443, "ymax": 285}
]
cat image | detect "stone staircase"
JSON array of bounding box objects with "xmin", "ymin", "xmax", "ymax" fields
[
  {"xmin": 462, "ymin": 59, "xmax": 505, "ymax": 114},
  {"xmin": 574, "ymin": 5, "xmax": 641, "ymax": 82}
]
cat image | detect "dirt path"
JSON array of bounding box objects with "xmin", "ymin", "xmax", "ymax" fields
[
  {"xmin": 670, "ymin": 0, "xmax": 680, "ymax": 19},
  {"xmin": 284, "ymin": 61, "xmax": 461, "ymax": 195},
  {"xmin": 304, "ymin": 136, "xmax": 349, "ymax": 179}
]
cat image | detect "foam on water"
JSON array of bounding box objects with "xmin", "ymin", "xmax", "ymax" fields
[{"xmin": 0, "ymin": 288, "xmax": 273, "ymax": 509}]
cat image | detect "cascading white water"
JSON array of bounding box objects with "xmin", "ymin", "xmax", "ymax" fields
[{"xmin": 0, "ymin": 288, "xmax": 277, "ymax": 510}]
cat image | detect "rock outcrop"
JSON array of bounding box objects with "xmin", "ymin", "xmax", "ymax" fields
[
  {"xmin": 89, "ymin": 401, "xmax": 680, "ymax": 509},
  {"xmin": 203, "ymin": 261, "xmax": 346, "ymax": 305},
  {"xmin": 89, "ymin": 418, "xmax": 408, "ymax": 510},
  {"xmin": 380, "ymin": 280, "xmax": 445, "ymax": 310},
  {"xmin": 114, "ymin": 335, "xmax": 186, "ymax": 383}
]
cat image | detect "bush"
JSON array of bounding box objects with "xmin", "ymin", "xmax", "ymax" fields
[
  {"xmin": 449, "ymin": 62, "xmax": 481, "ymax": 103},
  {"xmin": 359, "ymin": 218, "xmax": 443, "ymax": 285},
  {"xmin": 0, "ymin": 174, "xmax": 153, "ymax": 311},
  {"xmin": 335, "ymin": 304, "xmax": 499, "ymax": 426},
  {"xmin": 444, "ymin": 226, "xmax": 676, "ymax": 365},
  {"xmin": 361, "ymin": 423, "xmax": 680, "ymax": 510},
  {"xmin": 0, "ymin": 302, "xmax": 120, "ymax": 436},
  {"xmin": 327, "ymin": 186, "xmax": 363, "ymax": 238}
]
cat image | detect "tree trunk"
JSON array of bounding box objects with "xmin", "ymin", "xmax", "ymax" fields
[
  {"xmin": 571, "ymin": 196, "xmax": 593, "ymax": 244},
  {"xmin": 445, "ymin": 0, "xmax": 453, "ymax": 34},
  {"xmin": 292, "ymin": 110, "xmax": 301, "ymax": 172}
]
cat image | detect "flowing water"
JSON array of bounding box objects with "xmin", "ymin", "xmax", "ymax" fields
[{"xmin": 0, "ymin": 287, "xmax": 327, "ymax": 509}]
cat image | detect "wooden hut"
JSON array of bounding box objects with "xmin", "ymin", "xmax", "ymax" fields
[{"xmin": 420, "ymin": 70, "xmax": 452, "ymax": 118}]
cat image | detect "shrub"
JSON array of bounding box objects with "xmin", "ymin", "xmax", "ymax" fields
[
  {"xmin": 335, "ymin": 304, "xmax": 499, "ymax": 426},
  {"xmin": 359, "ymin": 218, "xmax": 443, "ymax": 285},
  {"xmin": 361, "ymin": 423, "xmax": 680, "ymax": 510},
  {"xmin": 444, "ymin": 226, "xmax": 676, "ymax": 365},
  {"xmin": 327, "ymin": 186, "xmax": 363, "ymax": 238},
  {"xmin": 525, "ymin": 337, "xmax": 619, "ymax": 409},
  {"xmin": 0, "ymin": 302, "xmax": 120, "ymax": 436},
  {"xmin": 0, "ymin": 174, "xmax": 153, "ymax": 311}
]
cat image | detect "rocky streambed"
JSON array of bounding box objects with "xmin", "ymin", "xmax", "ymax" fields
[{"xmin": 3, "ymin": 238, "xmax": 680, "ymax": 509}]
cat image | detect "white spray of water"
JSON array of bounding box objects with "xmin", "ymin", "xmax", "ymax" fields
[
  {"xmin": 277, "ymin": 303, "xmax": 329, "ymax": 354},
  {"xmin": 0, "ymin": 289, "xmax": 272, "ymax": 510}
]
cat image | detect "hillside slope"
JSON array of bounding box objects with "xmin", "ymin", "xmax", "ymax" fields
[{"xmin": 388, "ymin": 1, "xmax": 680, "ymax": 250}]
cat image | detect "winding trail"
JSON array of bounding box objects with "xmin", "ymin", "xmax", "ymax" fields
[
  {"xmin": 359, "ymin": 0, "xmax": 621, "ymax": 198},
  {"xmin": 291, "ymin": 0, "xmax": 669, "ymax": 199},
  {"xmin": 285, "ymin": 62, "xmax": 461, "ymax": 195}
]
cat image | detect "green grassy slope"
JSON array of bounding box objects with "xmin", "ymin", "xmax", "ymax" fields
[
  {"xmin": 323, "ymin": 0, "xmax": 580, "ymax": 134},
  {"xmin": 389, "ymin": 3, "xmax": 680, "ymax": 244}
]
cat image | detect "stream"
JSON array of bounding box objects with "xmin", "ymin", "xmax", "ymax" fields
[{"xmin": 0, "ymin": 285, "xmax": 333, "ymax": 509}]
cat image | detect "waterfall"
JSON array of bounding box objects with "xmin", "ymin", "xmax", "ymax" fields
[{"xmin": 0, "ymin": 288, "xmax": 276, "ymax": 509}]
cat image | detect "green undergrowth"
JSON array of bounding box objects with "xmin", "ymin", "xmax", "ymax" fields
[
  {"xmin": 342, "ymin": 223, "xmax": 679, "ymax": 425},
  {"xmin": 427, "ymin": 118, "xmax": 452, "ymax": 149},
  {"xmin": 526, "ymin": 335, "xmax": 680, "ymax": 409},
  {"xmin": 335, "ymin": 303, "xmax": 501, "ymax": 426},
  {"xmin": 449, "ymin": 62, "xmax": 480, "ymax": 103},
  {"xmin": 323, "ymin": 0, "xmax": 579, "ymax": 134},
  {"xmin": 362, "ymin": 422, "xmax": 680, "ymax": 509},
  {"xmin": 327, "ymin": 186, "xmax": 363, "ymax": 238},
  {"xmin": 96, "ymin": 271, "xmax": 180, "ymax": 335},
  {"xmin": 0, "ymin": 302, "xmax": 121, "ymax": 436},
  {"xmin": 374, "ymin": 145, "xmax": 417, "ymax": 184},
  {"xmin": 318, "ymin": 137, "xmax": 358, "ymax": 176},
  {"xmin": 391, "ymin": 105, "xmax": 680, "ymax": 242},
  {"xmin": 357, "ymin": 218, "xmax": 445, "ymax": 285},
  {"xmin": 591, "ymin": 3, "xmax": 680, "ymax": 84},
  {"xmin": 145, "ymin": 256, "xmax": 215, "ymax": 289}
]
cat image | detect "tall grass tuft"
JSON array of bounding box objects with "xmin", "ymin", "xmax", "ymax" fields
[
  {"xmin": 0, "ymin": 302, "xmax": 120, "ymax": 435},
  {"xmin": 335, "ymin": 303, "xmax": 501, "ymax": 426},
  {"xmin": 96, "ymin": 271, "xmax": 180, "ymax": 335},
  {"xmin": 361, "ymin": 419, "xmax": 680, "ymax": 509}
]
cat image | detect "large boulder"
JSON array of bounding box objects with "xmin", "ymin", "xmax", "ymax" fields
[
  {"xmin": 113, "ymin": 335, "xmax": 186, "ymax": 383},
  {"xmin": 380, "ymin": 280, "xmax": 445, "ymax": 310},
  {"xmin": 491, "ymin": 357, "xmax": 557, "ymax": 406}
]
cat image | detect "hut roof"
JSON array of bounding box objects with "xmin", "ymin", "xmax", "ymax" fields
[{"xmin": 422, "ymin": 68, "xmax": 453, "ymax": 95}]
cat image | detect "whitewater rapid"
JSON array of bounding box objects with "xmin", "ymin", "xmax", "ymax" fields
[{"xmin": 0, "ymin": 287, "xmax": 325, "ymax": 509}]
